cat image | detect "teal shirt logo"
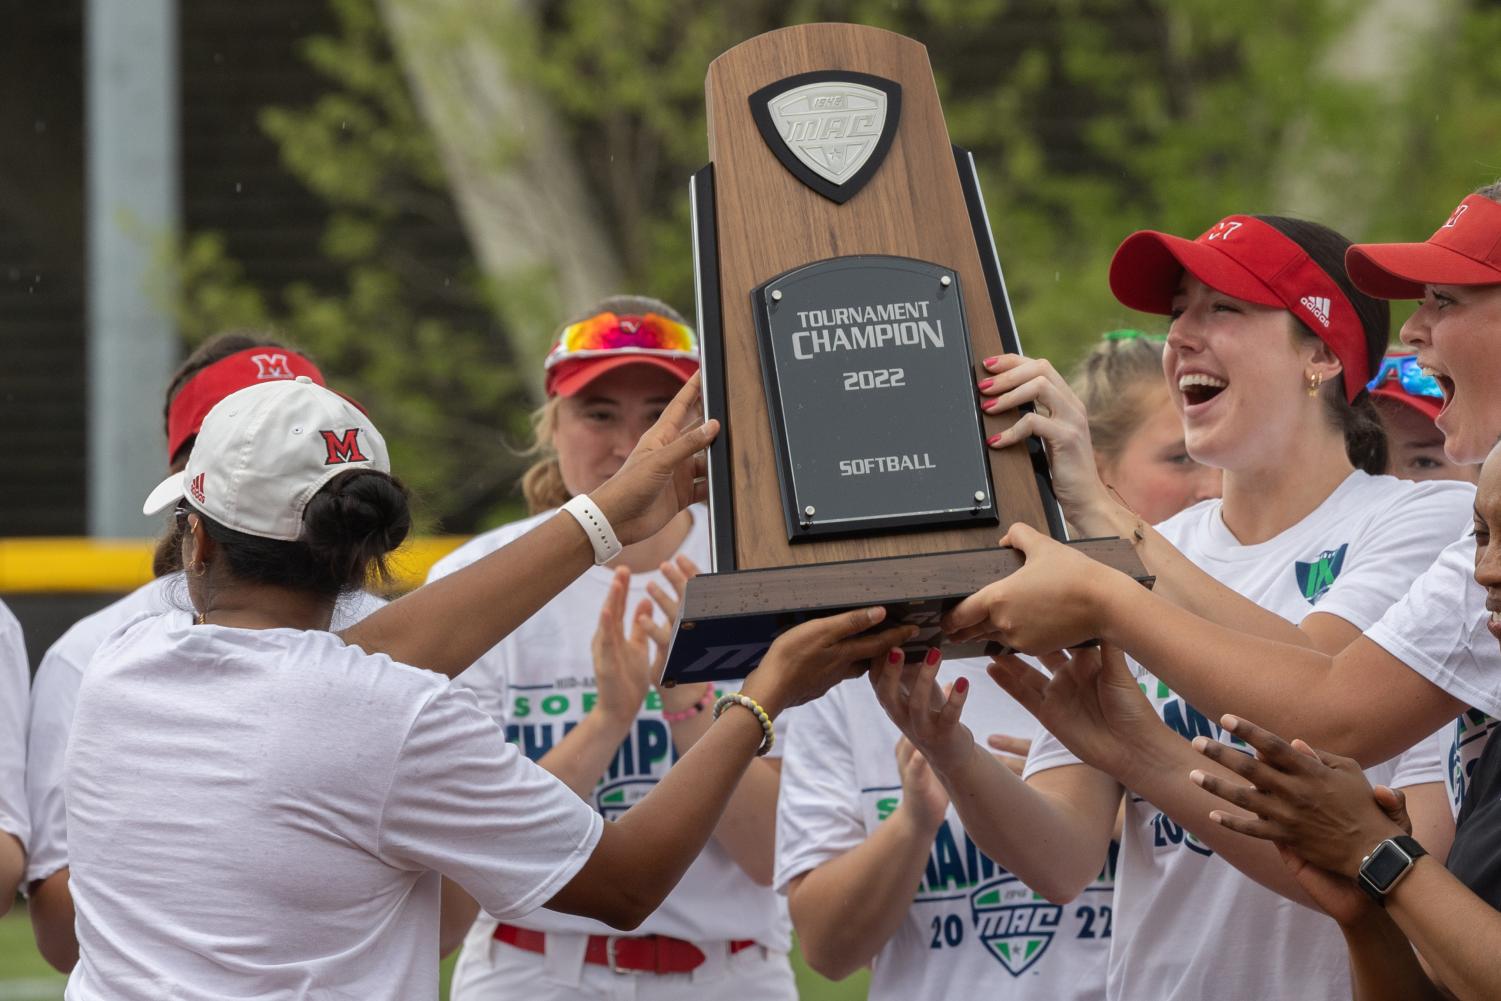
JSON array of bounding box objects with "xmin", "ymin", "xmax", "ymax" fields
[{"xmin": 1295, "ymin": 544, "xmax": 1348, "ymax": 604}]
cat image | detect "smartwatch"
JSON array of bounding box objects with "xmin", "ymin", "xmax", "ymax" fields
[{"xmin": 1357, "ymin": 835, "xmax": 1427, "ymax": 904}]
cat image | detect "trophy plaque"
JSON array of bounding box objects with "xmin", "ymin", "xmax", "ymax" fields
[{"xmin": 662, "ymin": 23, "xmax": 1150, "ymax": 684}]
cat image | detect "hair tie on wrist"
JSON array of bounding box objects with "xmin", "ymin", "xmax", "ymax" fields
[
  {"xmin": 662, "ymin": 682, "xmax": 715, "ymax": 723},
  {"xmin": 713, "ymin": 692, "xmax": 775, "ymax": 756}
]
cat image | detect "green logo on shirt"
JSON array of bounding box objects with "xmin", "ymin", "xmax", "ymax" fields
[
  {"xmin": 970, "ymin": 876, "xmax": 1060, "ymax": 976},
  {"xmin": 1294, "ymin": 544, "xmax": 1348, "ymax": 605}
]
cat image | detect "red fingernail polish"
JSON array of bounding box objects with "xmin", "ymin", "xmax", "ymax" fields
[
  {"xmin": 983, "ymin": 399, "xmax": 1003, "ymax": 412},
  {"xmin": 977, "ymin": 377, "xmax": 994, "ymax": 391},
  {"xmin": 924, "ymin": 647, "xmax": 941, "ymax": 666},
  {"xmin": 955, "ymin": 676, "xmax": 969, "ymax": 693},
  {"xmin": 983, "ymin": 356, "xmax": 1000, "ymax": 367},
  {"xmin": 888, "ymin": 648, "xmax": 904, "ymax": 665},
  {"xmin": 987, "ymin": 433, "xmax": 1004, "ymax": 446}
]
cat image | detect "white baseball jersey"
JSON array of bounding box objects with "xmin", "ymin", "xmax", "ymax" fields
[
  {"xmin": 0, "ymin": 600, "xmax": 29, "ymax": 852},
  {"xmin": 776, "ymin": 661, "xmax": 1112, "ymax": 1001},
  {"xmin": 1027, "ymin": 470, "xmax": 1468, "ymax": 1001},
  {"xmin": 25, "ymin": 575, "xmax": 383, "ymax": 889},
  {"xmin": 64, "ymin": 614, "xmax": 600, "ymax": 1001}
]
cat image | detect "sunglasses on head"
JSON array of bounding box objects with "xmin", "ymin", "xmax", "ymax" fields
[
  {"xmin": 546, "ymin": 311, "xmax": 697, "ymax": 368},
  {"xmin": 1366, "ymin": 355, "xmax": 1443, "ymax": 400}
]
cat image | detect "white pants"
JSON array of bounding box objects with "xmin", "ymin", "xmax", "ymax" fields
[{"xmin": 450, "ymin": 930, "xmax": 798, "ymax": 1001}]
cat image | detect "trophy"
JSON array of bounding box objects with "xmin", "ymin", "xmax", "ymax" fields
[{"xmin": 662, "ymin": 23, "xmax": 1149, "ymax": 684}]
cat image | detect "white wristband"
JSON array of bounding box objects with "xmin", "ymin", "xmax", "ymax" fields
[{"xmin": 562, "ymin": 495, "xmax": 623, "ymax": 565}]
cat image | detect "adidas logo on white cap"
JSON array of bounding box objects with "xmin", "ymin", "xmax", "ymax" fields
[{"xmin": 1299, "ymin": 295, "xmax": 1331, "ymax": 328}]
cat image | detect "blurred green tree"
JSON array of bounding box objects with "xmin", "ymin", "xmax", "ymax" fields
[{"xmin": 172, "ymin": 0, "xmax": 1500, "ymax": 530}]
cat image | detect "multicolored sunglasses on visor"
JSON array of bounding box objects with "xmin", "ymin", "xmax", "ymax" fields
[
  {"xmin": 543, "ymin": 312, "xmax": 698, "ymax": 369},
  {"xmin": 1366, "ymin": 354, "xmax": 1443, "ymax": 400}
]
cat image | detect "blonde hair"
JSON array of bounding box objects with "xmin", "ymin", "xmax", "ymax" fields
[
  {"xmin": 520, "ymin": 294, "xmax": 690, "ymax": 514},
  {"xmin": 1068, "ymin": 333, "xmax": 1169, "ymax": 465}
]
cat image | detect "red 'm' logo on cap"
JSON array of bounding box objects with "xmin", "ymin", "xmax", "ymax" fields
[
  {"xmin": 320, "ymin": 429, "xmax": 369, "ymax": 465},
  {"xmin": 189, "ymin": 472, "xmax": 206, "ymax": 504},
  {"xmin": 250, "ymin": 353, "xmax": 294, "ymax": 379}
]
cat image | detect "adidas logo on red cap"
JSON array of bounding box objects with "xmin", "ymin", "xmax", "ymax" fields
[
  {"xmin": 188, "ymin": 472, "xmax": 206, "ymax": 504},
  {"xmin": 1299, "ymin": 295, "xmax": 1331, "ymax": 328}
]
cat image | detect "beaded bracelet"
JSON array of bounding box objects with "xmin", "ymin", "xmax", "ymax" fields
[
  {"xmin": 713, "ymin": 692, "xmax": 775, "ymax": 756},
  {"xmin": 661, "ymin": 683, "xmax": 716, "ymax": 723}
]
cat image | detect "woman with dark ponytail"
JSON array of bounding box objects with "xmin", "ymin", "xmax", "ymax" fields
[
  {"xmin": 24, "ymin": 332, "xmax": 388, "ymax": 973},
  {"xmin": 60, "ymin": 374, "xmax": 911, "ymax": 1001},
  {"xmin": 866, "ymin": 213, "xmax": 1473, "ymax": 1000}
]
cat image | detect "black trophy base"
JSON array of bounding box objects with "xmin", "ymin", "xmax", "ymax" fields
[{"xmin": 658, "ymin": 539, "xmax": 1153, "ymax": 686}]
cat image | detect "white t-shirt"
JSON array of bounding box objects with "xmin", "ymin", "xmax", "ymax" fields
[
  {"xmin": 427, "ymin": 506, "xmax": 792, "ymax": 951},
  {"xmin": 1026, "ymin": 471, "xmax": 1467, "ymax": 1001},
  {"xmin": 65, "ymin": 614, "xmax": 601, "ymax": 1001},
  {"xmin": 0, "ymin": 600, "xmax": 29, "ymax": 850},
  {"xmin": 1366, "ymin": 524, "xmax": 1501, "ymax": 814},
  {"xmin": 25, "ymin": 575, "xmax": 384, "ymax": 889},
  {"xmin": 776, "ymin": 661, "xmax": 1111, "ymax": 1001}
]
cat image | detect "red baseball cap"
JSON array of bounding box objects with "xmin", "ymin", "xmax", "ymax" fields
[
  {"xmin": 166, "ymin": 347, "xmax": 326, "ymax": 461},
  {"xmin": 1109, "ymin": 215, "xmax": 1370, "ymax": 400},
  {"xmin": 1345, "ymin": 195, "xmax": 1501, "ymax": 300}
]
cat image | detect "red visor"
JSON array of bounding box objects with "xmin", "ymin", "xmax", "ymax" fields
[
  {"xmin": 167, "ymin": 348, "xmax": 325, "ymax": 460},
  {"xmin": 1345, "ymin": 195, "xmax": 1501, "ymax": 300},
  {"xmin": 1109, "ymin": 215, "xmax": 1370, "ymax": 401}
]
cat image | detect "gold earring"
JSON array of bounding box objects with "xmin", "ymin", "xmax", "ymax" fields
[
  {"xmin": 187, "ymin": 560, "xmax": 207, "ymax": 578},
  {"xmin": 195, "ymin": 610, "xmax": 207, "ymax": 625},
  {"xmin": 1307, "ymin": 371, "xmax": 1324, "ymax": 396}
]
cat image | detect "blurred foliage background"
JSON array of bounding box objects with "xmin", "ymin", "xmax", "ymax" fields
[{"xmin": 167, "ymin": 0, "xmax": 1501, "ymax": 532}]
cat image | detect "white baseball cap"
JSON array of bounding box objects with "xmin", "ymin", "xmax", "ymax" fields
[{"xmin": 143, "ymin": 376, "xmax": 390, "ymax": 542}]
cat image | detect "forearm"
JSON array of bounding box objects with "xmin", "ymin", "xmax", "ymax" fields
[
  {"xmin": 538, "ymin": 711, "xmax": 633, "ymax": 800},
  {"xmin": 1080, "ymin": 503, "xmax": 1310, "ymax": 648},
  {"xmin": 342, "ymin": 514, "xmax": 594, "ymax": 677},
  {"xmin": 939, "ymin": 746, "xmax": 1114, "ymax": 903},
  {"xmin": 28, "ymin": 869, "xmax": 77, "ymax": 972},
  {"xmin": 1341, "ymin": 911, "xmax": 1448, "ymax": 1001},
  {"xmin": 0, "ymin": 832, "xmax": 21, "ymax": 917},
  {"xmin": 1126, "ymin": 728, "xmax": 1318, "ymax": 906},
  {"xmin": 438, "ymin": 876, "xmax": 481, "ymax": 958},
  {"xmin": 1097, "ymin": 580, "xmax": 1447, "ymax": 764},
  {"xmin": 546, "ymin": 706, "xmax": 767, "ymax": 928},
  {"xmin": 788, "ymin": 807, "xmax": 940, "ymax": 980},
  {"xmin": 1388, "ymin": 859, "xmax": 1501, "ymax": 1001},
  {"xmin": 667, "ymin": 707, "xmax": 779, "ymax": 884}
]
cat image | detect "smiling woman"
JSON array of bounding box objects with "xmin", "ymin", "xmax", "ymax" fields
[{"xmin": 871, "ymin": 211, "xmax": 1474, "ymax": 1001}]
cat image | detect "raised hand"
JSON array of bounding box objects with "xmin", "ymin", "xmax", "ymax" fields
[
  {"xmin": 867, "ymin": 648, "xmax": 974, "ymax": 775},
  {"xmin": 590, "ymin": 373, "xmax": 719, "ymax": 546},
  {"xmin": 742, "ymin": 608, "xmax": 918, "ymax": 718},
  {"xmin": 637, "ymin": 555, "xmax": 702, "ymax": 712},
  {"xmin": 978, "ymin": 354, "xmax": 1114, "ymax": 526},
  {"xmin": 987, "ymin": 644, "xmax": 1152, "ymax": 780},
  {"xmin": 896, "ymin": 736, "xmax": 951, "ymax": 834},
  {"xmin": 943, "ymin": 522, "xmax": 1114, "ymax": 650},
  {"xmin": 590, "ymin": 567, "xmax": 654, "ymax": 727},
  {"xmin": 1188, "ymin": 715, "xmax": 1408, "ymax": 878}
]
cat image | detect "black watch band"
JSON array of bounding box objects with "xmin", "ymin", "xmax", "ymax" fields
[{"xmin": 1357, "ymin": 835, "xmax": 1427, "ymax": 904}]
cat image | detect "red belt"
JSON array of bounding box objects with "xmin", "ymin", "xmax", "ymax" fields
[{"xmin": 493, "ymin": 922, "xmax": 759, "ymax": 974}]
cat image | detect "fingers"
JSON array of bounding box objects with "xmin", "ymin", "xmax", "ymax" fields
[
  {"xmin": 1218, "ymin": 715, "xmax": 1309, "ymax": 773},
  {"xmin": 1189, "ymin": 767, "xmax": 1279, "ymax": 819},
  {"xmin": 869, "ymin": 649, "xmax": 911, "ymax": 722},
  {"xmin": 1372, "ymin": 785, "xmax": 1413, "ymax": 833},
  {"xmin": 986, "ymin": 409, "xmax": 1065, "ymax": 452},
  {"xmin": 987, "ymin": 658, "xmax": 1044, "ymax": 715},
  {"xmin": 977, "ymin": 356, "xmax": 1071, "ymax": 402},
  {"xmin": 937, "ymin": 672, "xmax": 970, "ymax": 730},
  {"xmin": 1206, "ymin": 808, "xmax": 1281, "ymax": 842},
  {"xmin": 627, "ymin": 597, "xmax": 655, "ymax": 648},
  {"xmin": 594, "ymin": 566, "xmax": 630, "ymax": 641},
  {"xmin": 906, "ymin": 649, "xmax": 943, "ymax": 719},
  {"xmin": 986, "ymin": 734, "xmax": 1033, "ymax": 757},
  {"xmin": 836, "ymin": 624, "xmax": 921, "ymax": 668},
  {"xmin": 653, "ymin": 417, "xmax": 721, "ymax": 470},
  {"xmin": 1192, "ymin": 736, "xmax": 1283, "ymax": 789},
  {"xmin": 656, "ymin": 370, "xmax": 704, "ymax": 433}
]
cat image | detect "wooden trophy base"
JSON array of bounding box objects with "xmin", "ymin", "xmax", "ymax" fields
[{"xmin": 659, "ymin": 538, "xmax": 1153, "ymax": 685}]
